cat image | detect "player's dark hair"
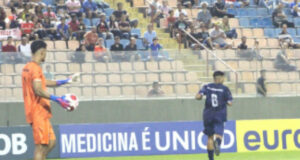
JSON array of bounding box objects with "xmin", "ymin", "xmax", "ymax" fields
[
  {"xmin": 31, "ymin": 40, "xmax": 47, "ymax": 55},
  {"xmin": 213, "ymin": 71, "xmax": 225, "ymax": 78}
]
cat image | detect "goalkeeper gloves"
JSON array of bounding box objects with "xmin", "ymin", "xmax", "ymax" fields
[
  {"xmin": 50, "ymin": 95, "xmax": 72, "ymax": 111},
  {"xmin": 56, "ymin": 73, "xmax": 80, "ymax": 86}
]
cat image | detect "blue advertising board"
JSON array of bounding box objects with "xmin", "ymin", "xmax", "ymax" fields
[{"xmin": 59, "ymin": 121, "xmax": 237, "ymax": 158}]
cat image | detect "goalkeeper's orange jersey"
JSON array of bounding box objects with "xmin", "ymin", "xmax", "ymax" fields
[{"xmin": 22, "ymin": 62, "xmax": 52, "ymax": 124}]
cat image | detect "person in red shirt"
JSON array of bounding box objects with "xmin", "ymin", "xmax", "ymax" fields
[
  {"xmin": 94, "ymin": 38, "xmax": 109, "ymax": 62},
  {"xmin": 2, "ymin": 36, "xmax": 22, "ymax": 63},
  {"xmin": 97, "ymin": 13, "xmax": 114, "ymax": 40},
  {"xmin": 21, "ymin": 14, "xmax": 35, "ymax": 40},
  {"xmin": 167, "ymin": 10, "xmax": 176, "ymax": 38},
  {"xmin": 43, "ymin": 6, "xmax": 57, "ymax": 21},
  {"xmin": 68, "ymin": 15, "xmax": 80, "ymax": 40},
  {"xmin": 84, "ymin": 26, "xmax": 99, "ymax": 51}
]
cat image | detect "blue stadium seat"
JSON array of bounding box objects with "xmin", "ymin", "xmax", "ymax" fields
[
  {"xmin": 227, "ymin": 8, "xmax": 237, "ymax": 16},
  {"xmin": 262, "ymin": 17, "xmax": 273, "ymax": 27},
  {"xmin": 131, "ymin": 29, "xmax": 141, "ymax": 38},
  {"xmin": 257, "ymin": 8, "xmax": 268, "ymax": 16},
  {"xmin": 283, "ymin": 8, "xmax": 291, "ymax": 15},
  {"xmin": 92, "ymin": 18, "xmax": 100, "ymax": 26},
  {"xmin": 296, "ymin": 28, "xmax": 300, "ymax": 35},
  {"xmin": 247, "ymin": 8, "xmax": 257, "ymax": 17},
  {"xmin": 264, "ymin": 28, "xmax": 275, "ymax": 38},
  {"xmin": 249, "ymin": 18, "xmax": 259, "ymax": 27},
  {"xmin": 237, "ymin": 8, "xmax": 248, "ymax": 17},
  {"xmin": 120, "ymin": 39, "xmax": 130, "ymax": 47},
  {"xmin": 43, "ymin": 0, "xmax": 54, "ymax": 5},
  {"xmin": 83, "ymin": 18, "xmax": 92, "ymax": 28},
  {"xmin": 239, "ymin": 18, "xmax": 250, "ymax": 27},
  {"xmin": 275, "ymin": 28, "xmax": 282, "ymax": 37},
  {"xmin": 287, "ymin": 28, "xmax": 297, "ymax": 36},
  {"xmin": 136, "ymin": 39, "xmax": 145, "ymax": 50},
  {"xmin": 104, "ymin": 8, "xmax": 114, "ymax": 17},
  {"xmin": 105, "ymin": 39, "xmax": 114, "ymax": 49},
  {"xmin": 294, "ymin": 18, "xmax": 300, "ymax": 27},
  {"xmin": 293, "ymin": 37, "xmax": 300, "ymax": 43}
]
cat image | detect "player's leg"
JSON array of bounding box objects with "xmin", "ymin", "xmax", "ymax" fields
[
  {"xmin": 44, "ymin": 140, "xmax": 56, "ymax": 157},
  {"xmin": 203, "ymin": 120, "xmax": 215, "ymax": 160},
  {"xmin": 213, "ymin": 121, "xmax": 225, "ymax": 156},
  {"xmin": 44, "ymin": 121, "xmax": 57, "ymax": 157},
  {"xmin": 34, "ymin": 144, "xmax": 48, "ymax": 160}
]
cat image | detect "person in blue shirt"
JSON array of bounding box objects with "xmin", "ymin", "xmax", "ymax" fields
[
  {"xmin": 56, "ymin": 17, "xmax": 70, "ymax": 41},
  {"xmin": 149, "ymin": 37, "xmax": 163, "ymax": 61},
  {"xmin": 83, "ymin": 0, "xmax": 98, "ymax": 17},
  {"xmin": 195, "ymin": 71, "xmax": 233, "ymax": 160}
]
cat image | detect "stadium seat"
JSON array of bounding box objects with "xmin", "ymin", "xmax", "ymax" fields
[
  {"xmin": 15, "ymin": 64, "xmax": 25, "ymax": 74},
  {"xmin": 242, "ymin": 28, "xmax": 253, "ymax": 37},
  {"xmin": 171, "ymin": 61, "xmax": 184, "ymax": 70},
  {"xmin": 274, "ymin": 28, "xmax": 282, "ymax": 37},
  {"xmin": 262, "ymin": 17, "xmax": 273, "ymax": 27},
  {"xmin": 187, "ymin": 84, "xmax": 200, "ymax": 93},
  {"xmin": 146, "ymin": 62, "xmax": 159, "ymax": 71},
  {"xmin": 122, "ymin": 86, "xmax": 135, "ymax": 96},
  {"xmin": 227, "ymin": 8, "xmax": 237, "ymax": 16},
  {"xmin": 247, "ymin": 8, "xmax": 257, "ymax": 17},
  {"xmin": 294, "ymin": 18, "xmax": 300, "ymax": 27},
  {"xmin": 293, "ymin": 37, "xmax": 300, "ymax": 43},
  {"xmin": 243, "ymin": 83, "xmax": 256, "ymax": 94},
  {"xmin": 249, "ymin": 18, "xmax": 259, "ymax": 27},
  {"xmin": 55, "ymin": 41, "xmax": 67, "ymax": 50},
  {"xmin": 131, "ymin": 29, "xmax": 141, "ymax": 38},
  {"xmin": 82, "ymin": 87, "xmax": 94, "ymax": 98},
  {"xmin": 13, "ymin": 75, "xmax": 21, "ymax": 86},
  {"xmin": 267, "ymin": 39, "xmax": 279, "ymax": 48},
  {"xmin": 109, "ymin": 86, "xmax": 121, "ymax": 96},
  {"xmin": 266, "ymin": 72, "xmax": 276, "ymax": 80},
  {"xmin": 135, "ymin": 74, "xmax": 146, "ymax": 83},
  {"xmin": 3, "ymin": 76, "xmax": 13, "ymax": 86},
  {"xmin": 107, "ymin": 63, "xmax": 120, "ymax": 72},
  {"xmin": 104, "ymin": 8, "xmax": 114, "ymax": 17},
  {"xmin": 82, "ymin": 63, "xmax": 94, "ymax": 73},
  {"xmin": 186, "ymin": 72, "xmax": 198, "ymax": 82},
  {"xmin": 121, "ymin": 74, "xmax": 134, "ymax": 83},
  {"xmin": 1, "ymin": 64, "xmax": 14, "ymax": 74},
  {"xmin": 258, "ymin": 38, "xmax": 267, "ymax": 47},
  {"xmin": 105, "ymin": 39, "xmax": 114, "ymax": 49},
  {"xmin": 160, "ymin": 73, "xmax": 173, "ymax": 82},
  {"xmin": 69, "ymin": 87, "xmax": 82, "ymax": 97},
  {"xmin": 83, "ymin": 18, "xmax": 92, "ymax": 28},
  {"xmin": 94, "ymin": 63, "xmax": 107, "ymax": 72},
  {"xmin": 239, "ymin": 18, "xmax": 250, "ymax": 27},
  {"xmin": 227, "ymin": 61, "xmax": 238, "ymax": 70},
  {"xmin": 288, "ymin": 72, "xmax": 298, "ymax": 80},
  {"xmin": 55, "ymin": 52, "xmax": 68, "ymax": 62},
  {"xmin": 257, "ymin": 8, "xmax": 268, "ymax": 16},
  {"xmin": 159, "ymin": 61, "xmax": 171, "ymax": 70},
  {"xmin": 133, "ymin": 62, "xmax": 145, "ymax": 71},
  {"xmin": 108, "ymin": 74, "xmax": 121, "ymax": 83},
  {"xmin": 120, "ymin": 39, "xmax": 130, "ymax": 47},
  {"xmin": 85, "ymin": 52, "xmax": 94, "ymax": 62},
  {"xmin": 0, "ymin": 88, "xmax": 12, "ymax": 99},
  {"xmin": 281, "ymin": 83, "xmax": 293, "ymax": 93},
  {"xmin": 68, "ymin": 41, "xmax": 79, "ymax": 50},
  {"xmin": 161, "ymin": 85, "xmax": 174, "ymax": 95},
  {"xmin": 238, "ymin": 61, "xmax": 250, "ymax": 70},
  {"xmin": 241, "ymin": 72, "xmax": 254, "ymax": 81},
  {"xmin": 68, "ymin": 63, "xmax": 81, "ymax": 73},
  {"xmin": 120, "ymin": 62, "xmax": 132, "ymax": 71},
  {"xmin": 43, "ymin": 0, "xmax": 54, "ymax": 5},
  {"xmin": 95, "ymin": 74, "xmax": 107, "ymax": 83},
  {"xmin": 260, "ymin": 49, "xmax": 270, "ymax": 57},
  {"xmin": 55, "ymin": 63, "xmax": 68, "ymax": 73},
  {"xmin": 82, "ymin": 74, "xmax": 93, "ymax": 84},
  {"xmin": 174, "ymin": 73, "xmax": 186, "ymax": 82},
  {"xmin": 136, "ymin": 39, "xmax": 145, "ymax": 50},
  {"xmin": 229, "ymin": 18, "xmax": 239, "ymax": 28},
  {"xmin": 55, "ymin": 87, "xmax": 68, "ymax": 96},
  {"xmin": 135, "ymin": 85, "xmax": 148, "ymax": 97},
  {"xmin": 95, "ymin": 87, "xmax": 108, "ymax": 97},
  {"xmin": 252, "ymin": 28, "xmax": 264, "ymax": 38},
  {"xmin": 146, "ymin": 73, "xmax": 159, "ymax": 82},
  {"xmin": 287, "ymin": 28, "xmax": 297, "ymax": 36},
  {"xmin": 262, "ymin": 60, "xmax": 274, "ymax": 69},
  {"xmin": 45, "ymin": 41, "xmax": 54, "ymax": 50},
  {"xmin": 277, "ymin": 72, "xmax": 289, "ymax": 81}
]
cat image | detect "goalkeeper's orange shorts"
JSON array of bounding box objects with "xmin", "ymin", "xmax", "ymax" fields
[{"xmin": 32, "ymin": 117, "xmax": 56, "ymax": 145}]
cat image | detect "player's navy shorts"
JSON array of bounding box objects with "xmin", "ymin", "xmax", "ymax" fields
[{"xmin": 203, "ymin": 108, "xmax": 226, "ymax": 136}]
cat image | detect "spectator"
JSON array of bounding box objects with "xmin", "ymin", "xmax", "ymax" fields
[
  {"xmin": 56, "ymin": 6, "xmax": 70, "ymax": 19},
  {"xmin": 125, "ymin": 37, "xmax": 140, "ymax": 61},
  {"xmin": 44, "ymin": 65, "xmax": 54, "ymax": 80},
  {"xmin": 180, "ymin": 0, "xmax": 200, "ymax": 8},
  {"xmin": 167, "ymin": 10, "xmax": 176, "ymax": 38},
  {"xmin": 225, "ymin": 0, "xmax": 249, "ymax": 8},
  {"xmin": 256, "ymin": 0, "xmax": 274, "ymax": 9},
  {"xmin": 119, "ymin": 14, "xmax": 131, "ymax": 39},
  {"xmin": 43, "ymin": 5, "xmax": 57, "ymax": 21},
  {"xmin": 97, "ymin": 13, "xmax": 114, "ymax": 40},
  {"xmin": 148, "ymin": 0, "xmax": 162, "ymax": 26},
  {"xmin": 84, "ymin": 26, "xmax": 99, "ymax": 51},
  {"xmin": 290, "ymin": 0, "xmax": 300, "ymax": 17},
  {"xmin": 66, "ymin": 0, "xmax": 82, "ymax": 17},
  {"xmin": 56, "ymin": 17, "xmax": 70, "ymax": 43},
  {"xmin": 220, "ymin": 16, "xmax": 237, "ymax": 39},
  {"xmin": 69, "ymin": 15, "xmax": 80, "ymax": 40},
  {"xmin": 149, "ymin": 37, "xmax": 164, "ymax": 61},
  {"xmin": 272, "ymin": 3, "xmax": 295, "ymax": 27},
  {"xmin": 0, "ymin": 7, "xmax": 7, "ymax": 30},
  {"xmin": 189, "ymin": 24, "xmax": 213, "ymax": 51},
  {"xmin": 160, "ymin": 0, "xmax": 171, "ymax": 17},
  {"xmin": 210, "ymin": 23, "xmax": 232, "ymax": 49},
  {"xmin": 33, "ymin": 16, "xmax": 47, "ymax": 40},
  {"xmin": 7, "ymin": 0, "xmax": 23, "ymax": 8},
  {"xmin": 18, "ymin": 3, "xmax": 31, "ymax": 21},
  {"xmin": 9, "ymin": 7, "xmax": 19, "ymax": 29},
  {"xmin": 18, "ymin": 36, "xmax": 31, "ymax": 62},
  {"xmin": 148, "ymin": 81, "xmax": 164, "ymax": 97},
  {"xmin": 274, "ymin": 48, "xmax": 296, "ymax": 71},
  {"xmin": 211, "ymin": 0, "xmax": 235, "ymax": 18},
  {"xmin": 110, "ymin": 36, "xmax": 125, "ymax": 62},
  {"xmin": 94, "ymin": 38, "xmax": 109, "ymax": 62},
  {"xmin": 278, "ymin": 24, "xmax": 300, "ymax": 48},
  {"xmin": 197, "ymin": 2, "xmax": 212, "ymax": 28},
  {"xmin": 143, "ymin": 24, "xmax": 157, "ymax": 48},
  {"xmin": 109, "ymin": 15, "xmax": 121, "ymax": 37},
  {"xmin": 20, "ymin": 14, "xmax": 35, "ymax": 40},
  {"xmin": 82, "ymin": 0, "xmax": 98, "ymax": 17},
  {"xmin": 174, "ymin": 13, "xmax": 189, "ymax": 47},
  {"xmin": 174, "ymin": 3, "xmax": 188, "ymax": 18},
  {"xmin": 237, "ymin": 36, "xmax": 262, "ymax": 60},
  {"xmin": 42, "ymin": 17, "xmax": 56, "ymax": 40},
  {"xmin": 34, "ymin": 3, "xmax": 45, "ymax": 19},
  {"xmin": 2, "ymin": 36, "xmax": 22, "ymax": 63},
  {"xmin": 113, "ymin": 2, "xmax": 127, "ymax": 21},
  {"xmin": 72, "ymin": 44, "xmax": 86, "ymax": 63},
  {"xmin": 78, "ymin": 18, "xmax": 87, "ymax": 40},
  {"xmin": 256, "ymin": 69, "xmax": 267, "ymax": 97},
  {"xmin": 94, "ymin": 0, "xmax": 110, "ymax": 10}
]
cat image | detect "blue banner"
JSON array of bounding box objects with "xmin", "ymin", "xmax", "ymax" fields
[{"xmin": 59, "ymin": 121, "xmax": 237, "ymax": 158}]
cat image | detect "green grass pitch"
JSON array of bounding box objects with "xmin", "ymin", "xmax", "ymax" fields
[{"xmin": 51, "ymin": 151, "xmax": 300, "ymax": 160}]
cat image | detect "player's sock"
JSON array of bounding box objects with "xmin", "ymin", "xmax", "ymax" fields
[
  {"xmin": 216, "ymin": 138, "xmax": 222, "ymax": 146},
  {"xmin": 207, "ymin": 150, "xmax": 214, "ymax": 160}
]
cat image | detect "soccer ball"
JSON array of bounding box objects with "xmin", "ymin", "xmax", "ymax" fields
[{"xmin": 64, "ymin": 93, "xmax": 79, "ymax": 111}]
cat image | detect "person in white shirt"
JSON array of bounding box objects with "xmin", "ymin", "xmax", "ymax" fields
[
  {"xmin": 143, "ymin": 24, "xmax": 157, "ymax": 48},
  {"xmin": 18, "ymin": 36, "xmax": 31, "ymax": 62},
  {"xmin": 66, "ymin": 0, "xmax": 82, "ymax": 16},
  {"xmin": 174, "ymin": 3, "xmax": 188, "ymax": 18}
]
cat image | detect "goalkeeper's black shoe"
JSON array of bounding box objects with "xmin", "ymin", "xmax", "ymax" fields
[{"xmin": 214, "ymin": 140, "xmax": 220, "ymax": 156}]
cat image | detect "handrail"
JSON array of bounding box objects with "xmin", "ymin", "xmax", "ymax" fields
[{"xmin": 180, "ymin": 28, "xmax": 239, "ymax": 94}]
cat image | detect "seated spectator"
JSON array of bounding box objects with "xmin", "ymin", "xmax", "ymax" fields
[
  {"xmin": 110, "ymin": 36, "xmax": 125, "ymax": 62},
  {"xmin": 197, "ymin": 2, "xmax": 212, "ymax": 28},
  {"xmin": 174, "ymin": 3, "xmax": 188, "ymax": 18},
  {"xmin": 125, "ymin": 37, "xmax": 140, "ymax": 61},
  {"xmin": 0, "ymin": 7, "xmax": 6, "ymax": 30},
  {"xmin": 97, "ymin": 13, "xmax": 114, "ymax": 40},
  {"xmin": 83, "ymin": 0, "xmax": 98, "ymax": 18},
  {"xmin": 2, "ymin": 36, "xmax": 22, "ymax": 63},
  {"xmin": 143, "ymin": 24, "xmax": 157, "ymax": 48},
  {"xmin": 56, "ymin": 17, "xmax": 70, "ymax": 42},
  {"xmin": 290, "ymin": 0, "xmax": 300, "ymax": 16},
  {"xmin": 33, "ymin": 16, "xmax": 46, "ymax": 40},
  {"xmin": 189, "ymin": 24, "xmax": 213, "ymax": 51},
  {"xmin": 56, "ymin": 0, "xmax": 67, "ymax": 11},
  {"xmin": 278, "ymin": 24, "xmax": 300, "ymax": 48},
  {"xmin": 225, "ymin": 0, "xmax": 249, "ymax": 8},
  {"xmin": 94, "ymin": 0, "xmax": 110, "ymax": 10},
  {"xmin": 44, "ymin": 65, "xmax": 54, "ymax": 80},
  {"xmin": 256, "ymin": 69, "xmax": 267, "ymax": 97},
  {"xmin": 167, "ymin": 10, "xmax": 176, "ymax": 38},
  {"xmin": 160, "ymin": 0, "xmax": 171, "ymax": 17},
  {"xmin": 72, "ymin": 44, "xmax": 86, "ymax": 63},
  {"xmin": 69, "ymin": 15, "xmax": 80, "ymax": 40},
  {"xmin": 109, "ymin": 15, "xmax": 122, "ymax": 37},
  {"xmin": 56, "ymin": 6, "xmax": 70, "ymax": 20},
  {"xmin": 94, "ymin": 38, "xmax": 109, "ymax": 62},
  {"xmin": 66, "ymin": 0, "xmax": 82, "ymax": 17},
  {"xmin": 211, "ymin": 0, "xmax": 235, "ymax": 18},
  {"xmin": 210, "ymin": 23, "xmax": 232, "ymax": 49},
  {"xmin": 42, "ymin": 17, "xmax": 56, "ymax": 40},
  {"xmin": 18, "ymin": 3, "xmax": 32, "ymax": 21},
  {"xmin": 119, "ymin": 14, "xmax": 131, "ymax": 39},
  {"xmin": 18, "ymin": 36, "xmax": 31, "ymax": 62},
  {"xmin": 180, "ymin": 0, "xmax": 199, "ymax": 8},
  {"xmin": 256, "ymin": 0, "xmax": 274, "ymax": 9},
  {"xmin": 113, "ymin": 2, "xmax": 138, "ymax": 28},
  {"xmin": 149, "ymin": 37, "xmax": 164, "ymax": 61},
  {"xmin": 9, "ymin": 7, "xmax": 20, "ymax": 29},
  {"xmin": 84, "ymin": 26, "xmax": 99, "ymax": 51},
  {"xmin": 174, "ymin": 13, "xmax": 190, "ymax": 47},
  {"xmin": 34, "ymin": 3, "xmax": 45, "ymax": 19},
  {"xmin": 272, "ymin": 3, "xmax": 295, "ymax": 27},
  {"xmin": 220, "ymin": 16, "xmax": 237, "ymax": 39},
  {"xmin": 148, "ymin": 81, "xmax": 164, "ymax": 97},
  {"xmin": 274, "ymin": 48, "xmax": 296, "ymax": 71},
  {"xmin": 78, "ymin": 18, "xmax": 87, "ymax": 40},
  {"xmin": 237, "ymin": 36, "xmax": 262, "ymax": 60},
  {"xmin": 43, "ymin": 5, "xmax": 57, "ymax": 21},
  {"xmin": 20, "ymin": 14, "xmax": 35, "ymax": 40}
]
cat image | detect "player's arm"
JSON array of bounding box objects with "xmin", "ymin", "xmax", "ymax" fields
[
  {"xmin": 195, "ymin": 93, "xmax": 203, "ymax": 100},
  {"xmin": 226, "ymin": 88, "xmax": 233, "ymax": 106},
  {"xmin": 195, "ymin": 85, "xmax": 206, "ymax": 100},
  {"xmin": 46, "ymin": 73, "xmax": 80, "ymax": 87}
]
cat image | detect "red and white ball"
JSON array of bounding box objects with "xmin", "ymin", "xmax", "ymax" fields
[{"xmin": 64, "ymin": 93, "xmax": 79, "ymax": 111}]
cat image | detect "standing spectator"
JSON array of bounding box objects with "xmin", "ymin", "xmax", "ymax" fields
[
  {"xmin": 148, "ymin": 81, "xmax": 164, "ymax": 97},
  {"xmin": 220, "ymin": 16, "xmax": 237, "ymax": 39},
  {"xmin": 113, "ymin": 2, "xmax": 127, "ymax": 21},
  {"xmin": 278, "ymin": 24, "xmax": 300, "ymax": 48},
  {"xmin": 2, "ymin": 36, "xmax": 22, "ymax": 63},
  {"xmin": 256, "ymin": 70, "xmax": 267, "ymax": 97},
  {"xmin": 174, "ymin": 3, "xmax": 188, "ymax": 18},
  {"xmin": 18, "ymin": 36, "xmax": 31, "ymax": 62},
  {"xmin": 197, "ymin": 2, "xmax": 212, "ymax": 28},
  {"xmin": 160, "ymin": 0, "xmax": 171, "ymax": 17},
  {"xmin": 237, "ymin": 36, "xmax": 259, "ymax": 60},
  {"xmin": 272, "ymin": 3, "xmax": 295, "ymax": 27},
  {"xmin": 43, "ymin": 6, "xmax": 57, "ymax": 21},
  {"xmin": 72, "ymin": 44, "xmax": 86, "ymax": 63},
  {"xmin": 94, "ymin": 38, "xmax": 109, "ymax": 62},
  {"xmin": 148, "ymin": 0, "xmax": 162, "ymax": 26},
  {"xmin": 210, "ymin": 23, "xmax": 232, "ymax": 49},
  {"xmin": 0, "ymin": 7, "xmax": 7, "ymax": 30},
  {"xmin": 167, "ymin": 10, "xmax": 176, "ymax": 38},
  {"xmin": 84, "ymin": 26, "xmax": 99, "ymax": 51},
  {"xmin": 211, "ymin": 0, "xmax": 235, "ymax": 18},
  {"xmin": 125, "ymin": 37, "xmax": 140, "ymax": 61},
  {"xmin": 149, "ymin": 37, "xmax": 164, "ymax": 61},
  {"xmin": 66, "ymin": 0, "xmax": 82, "ymax": 17},
  {"xmin": 274, "ymin": 48, "xmax": 296, "ymax": 71},
  {"xmin": 20, "ymin": 14, "xmax": 35, "ymax": 39},
  {"xmin": 119, "ymin": 14, "xmax": 131, "ymax": 39},
  {"xmin": 143, "ymin": 24, "xmax": 157, "ymax": 48},
  {"xmin": 82, "ymin": 0, "xmax": 98, "ymax": 17},
  {"xmin": 56, "ymin": 17, "xmax": 70, "ymax": 42},
  {"xmin": 97, "ymin": 13, "xmax": 114, "ymax": 40},
  {"xmin": 44, "ymin": 65, "xmax": 54, "ymax": 80},
  {"xmin": 110, "ymin": 36, "xmax": 125, "ymax": 62}
]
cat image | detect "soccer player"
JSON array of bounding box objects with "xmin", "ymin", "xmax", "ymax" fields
[
  {"xmin": 22, "ymin": 40, "xmax": 79, "ymax": 160},
  {"xmin": 195, "ymin": 71, "xmax": 233, "ymax": 160}
]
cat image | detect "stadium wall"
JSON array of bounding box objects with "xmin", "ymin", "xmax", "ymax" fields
[{"xmin": 0, "ymin": 96, "xmax": 300, "ymax": 126}]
